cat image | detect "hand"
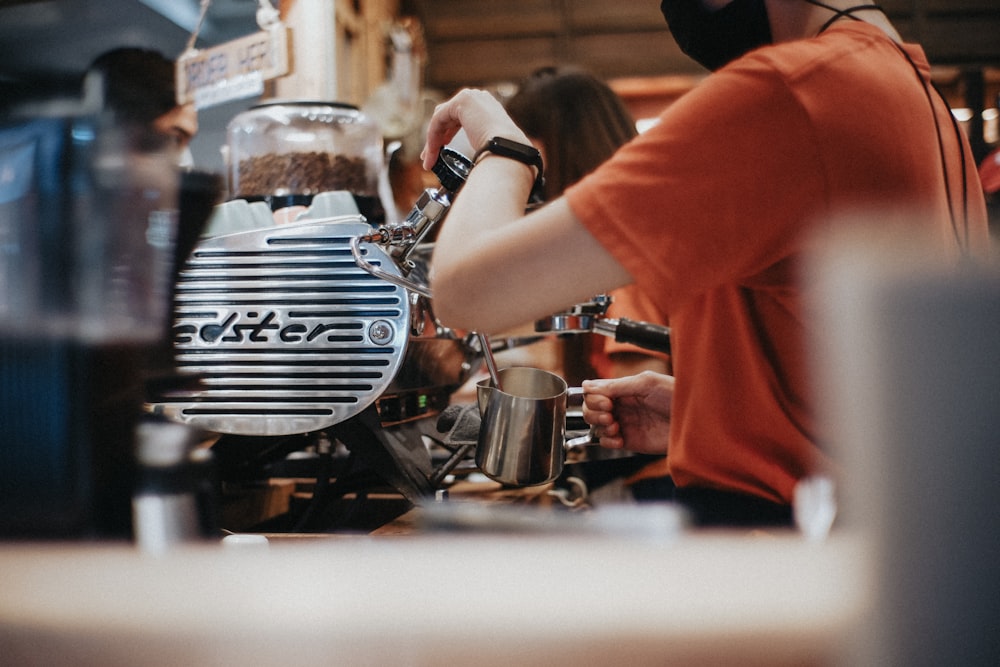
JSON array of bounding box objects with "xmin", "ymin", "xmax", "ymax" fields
[
  {"xmin": 420, "ymin": 89, "xmax": 531, "ymax": 170},
  {"xmin": 581, "ymin": 371, "xmax": 674, "ymax": 455}
]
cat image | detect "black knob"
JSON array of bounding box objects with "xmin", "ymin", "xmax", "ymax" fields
[
  {"xmin": 614, "ymin": 318, "xmax": 672, "ymax": 355},
  {"xmin": 432, "ymin": 147, "xmax": 473, "ymax": 194}
]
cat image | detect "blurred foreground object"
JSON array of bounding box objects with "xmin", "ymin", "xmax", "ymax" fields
[
  {"xmin": 0, "ymin": 95, "xmax": 181, "ymax": 539},
  {"xmin": 809, "ymin": 224, "xmax": 999, "ymax": 666}
]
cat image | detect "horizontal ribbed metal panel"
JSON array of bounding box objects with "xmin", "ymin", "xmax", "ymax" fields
[{"xmin": 152, "ymin": 217, "xmax": 410, "ymax": 436}]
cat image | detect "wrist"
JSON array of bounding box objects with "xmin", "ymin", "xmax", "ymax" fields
[{"xmin": 473, "ymin": 136, "xmax": 546, "ymax": 203}]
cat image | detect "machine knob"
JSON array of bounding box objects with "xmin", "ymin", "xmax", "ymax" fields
[{"xmin": 432, "ymin": 147, "xmax": 473, "ymax": 194}]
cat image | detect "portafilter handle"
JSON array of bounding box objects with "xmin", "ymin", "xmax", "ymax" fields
[
  {"xmin": 592, "ymin": 317, "xmax": 671, "ymax": 355},
  {"xmin": 535, "ymin": 295, "xmax": 671, "ymax": 354}
]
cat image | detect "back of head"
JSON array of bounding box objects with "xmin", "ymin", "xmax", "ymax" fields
[
  {"xmin": 84, "ymin": 47, "xmax": 177, "ymax": 127},
  {"xmin": 506, "ymin": 66, "xmax": 638, "ymax": 198}
]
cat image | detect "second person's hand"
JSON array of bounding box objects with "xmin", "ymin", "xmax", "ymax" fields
[{"xmin": 581, "ymin": 371, "xmax": 675, "ymax": 455}]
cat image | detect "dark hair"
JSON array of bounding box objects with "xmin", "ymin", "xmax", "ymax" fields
[
  {"xmin": 505, "ymin": 66, "xmax": 638, "ymax": 200},
  {"xmin": 84, "ymin": 47, "xmax": 177, "ymax": 126}
]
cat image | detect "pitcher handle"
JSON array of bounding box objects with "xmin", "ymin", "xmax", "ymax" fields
[
  {"xmin": 565, "ymin": 386, "xmax": 596, "ymax": 448},
  {"xmin": 566, "ymin": 430, "xmax": 597, "ymax": 448}
]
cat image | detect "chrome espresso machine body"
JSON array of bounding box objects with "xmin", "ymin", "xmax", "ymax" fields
[{"xmin": 155, "ymin": 156, "xmax": 477, "ymax": 437}]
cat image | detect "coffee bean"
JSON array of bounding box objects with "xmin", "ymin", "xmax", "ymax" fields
[{"xmin": 236, "ymin": 152, "xmax": 375, "ymax": 198}]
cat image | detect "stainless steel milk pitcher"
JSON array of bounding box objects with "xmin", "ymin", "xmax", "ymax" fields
[{"xmin": 475, "ymin": 367, "xmax": 592, "ymax": 487}]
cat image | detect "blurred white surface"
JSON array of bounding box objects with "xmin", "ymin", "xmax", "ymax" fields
[{"xmin": 0, "ymin": 533, "xmax": 866, "ymax": 666}]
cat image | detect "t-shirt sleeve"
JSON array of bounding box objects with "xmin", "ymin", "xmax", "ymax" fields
[{"xmin": 564, "ymin": 58, "xmax": 823, "ymax": 311}]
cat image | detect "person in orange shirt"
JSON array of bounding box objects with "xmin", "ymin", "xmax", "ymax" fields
[{"xmin": 423, "ymin": 0, "xmax": 989, "ymax": 526}]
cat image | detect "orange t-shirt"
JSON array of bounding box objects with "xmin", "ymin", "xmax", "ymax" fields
[
  {"xmin": 565, "ymin": 22, "xmax": 989, "ymax": 504},
  {"xmin": 588, "ymin": 284, "xmax": 670, "ymax": 379}
]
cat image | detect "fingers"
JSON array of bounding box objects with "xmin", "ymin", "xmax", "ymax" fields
[
  {"xmin": 582, "ymin": 377, "xmax": 629, "ymax": 400},
  {"xmin": 581, "ymin": 381, "xmax": 615, "ymax": 411},
  {"xmin": 582, "ymin": 394, "xmax": 614, "ymax": 415},
  {"xmin": 581, "ymin": 400, "xmax": 613, "ymax": 433},
  {"xmin": 582, "ymin": 391, "xmax": 622, "ymax": 449},
  {"xmin": 421, "ymin": 100, "xmax": 462, "ymax": 170},
  {"xmin": 582, "ymin": 404, "xmax": 615, "ymax": 427},
  {"xmin": 420, "ymin": 89, "xmax": 529, "ymax": 170},
  {"xmin": 421, "ymin": 91, "xmax": 485, "ymax": 169},
  {"xmin": 581, "ymin": 419, "xmax": 623, "ymax": 450},
  {"xmin": 594, "ymin": 423, "xmax": 625, "ymax": 449},
  {"xmin": 598, "ymin": 435, "xmax": 625, "ymax": 449}
]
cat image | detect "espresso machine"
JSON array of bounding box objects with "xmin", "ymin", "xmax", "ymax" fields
[
  {"xmin": 148, "ymin": 102, "xmax": 485, "ymax": 532},
  {"xmin": 147, "ymin": 99, "xmax": 672, "ymax": 531}
]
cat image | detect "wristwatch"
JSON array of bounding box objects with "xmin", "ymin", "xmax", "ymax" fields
[{"xmin": 474, "ymin": 136, "xmax": 546, "ymax": 203}]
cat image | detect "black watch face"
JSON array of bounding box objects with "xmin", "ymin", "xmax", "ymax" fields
[{"xmin": 493, "ymin": 137, "xmax": 538, "ymax": 161}]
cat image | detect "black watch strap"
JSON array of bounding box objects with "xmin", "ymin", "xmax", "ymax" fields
[{"xmin": 474, "ymin": 136, "xmax": 546, "ymax": 203}]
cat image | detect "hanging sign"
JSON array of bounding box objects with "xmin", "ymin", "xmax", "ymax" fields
[{"xmin": 176, "ymin": 26, "xmax": 291, "ymax": 109}]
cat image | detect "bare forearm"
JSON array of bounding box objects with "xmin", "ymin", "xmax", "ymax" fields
[
  {"xmin": 431, "ymin": 195, "xmax": 630, "ymax": 333},
  {"xmin": 429, "ymin": 156, "xmax": 534, "ymax": 328},
  {"xmin": 422, "ymin": 89, "xmax": 633, "ymax": 333}
]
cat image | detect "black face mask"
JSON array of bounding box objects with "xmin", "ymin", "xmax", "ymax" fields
[{"xmin": 660, "ymin": 0, "xmax": 773, "ymax": 71}]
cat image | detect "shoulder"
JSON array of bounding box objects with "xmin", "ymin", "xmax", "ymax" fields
[
  {"xmin": 733, "ymin": 22, "xmax": 917, "ymax": 85},
  {"xmin": 650, "ymin": 23, "xmax": 912, "ymax": 140}
]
